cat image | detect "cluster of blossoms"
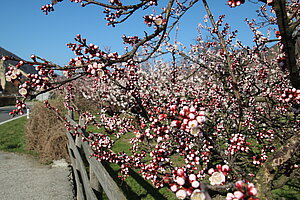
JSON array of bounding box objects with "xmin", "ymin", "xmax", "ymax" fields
[
  {"xmin": 227, "ymin": 0, "xmax": 245, "ymax": 7},
  {"xmin": 226, "ymin": 181, "xmax": 259, "ymax": 200},
  {"xmin": 90, "ymin": 133, "xmax": 113, "ymax": 149},
  {"xmin": 148, "ymin": 0, "xmax": 158, "ymax": 6},
  {"xmin": 122, "ymin": 35, "xmax": 141, "ymax": 46},
  {"xmin": 279, "ymin": 88, "xmax": 300, "ymax": 104},
  {"xmin": 40, "ymin": 4, "xmax": 54, "ymax": 15},
  {"xmin": 252, "ymin": 147, "xmax": 271, "ymax": 166},
  {"xmin": 67, "ymin": 35, "xmax": 106, "ymax": 59},
  {"xmin": 170, "ymin": 168, "xmax": 205, "ymax": 200},
  {"xmin": 5, "ymin": 65, "xmax": 22, "ymax": 83},
  {"xmin": 3, "ymin": 56, "xmax": 25, "ymax": 82},
  {"xmin": 103, "ymin": 8, "xmax": 123, "ymax": 26},
  {"xmin": 170, "ymin": 105, "xmax": 206, "ymax": 137},
  {"xmin": 22, "ymin": 74, "xmax": 51, "ymax": 97},
  {"xmin": 68, "ymin": 35, "xmax": 122, "ymax": 63},
  {"xmin": 227, "ymin": 0, "xmax": 273, "ymax": 7},
  {"xmin": 226, "ymin": 133, "xmax": 250, "ymax": 155},
  {"xmin": 9, "ymin": 100, "xmax": 26, "ymax": 116},
  {"xmin": 144, "ymin": 14, "xmax": 166, "ymax": 26},
  {"xmin": 109, "ymin": 0, "xmax": 122, "ymax": 6},
  {"xmin": 86, "ymin": 62, "xmax": 105, "ymax": 77},
  {"xmin": 3, "ymin": 55, "xmax": 54, "ymax": 98},
  {"xmin": 99, "ymin": 114, "xmax": 135, "ymax": 138},
  {"xmin": 70, "ymin": 0, "xmax": 82, "ymax": 3}
]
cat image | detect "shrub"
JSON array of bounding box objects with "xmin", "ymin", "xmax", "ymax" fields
[{"xmin": 25, "ymin": 100, "xmax": 69, "ymax": 162}]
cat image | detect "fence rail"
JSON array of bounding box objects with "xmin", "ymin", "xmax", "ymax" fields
[{"xmin": 66, "ymin": 116, "xmax": 127, "ymax": 200}]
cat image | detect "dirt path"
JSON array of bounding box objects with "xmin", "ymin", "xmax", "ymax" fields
[{"xmin": 0, "ymin": 151, "xmax": 74, "ymax": 200}]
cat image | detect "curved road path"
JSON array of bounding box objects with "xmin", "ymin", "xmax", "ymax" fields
[
  {"xmin": 0, "ymin": 104, "xmax": 74, "ymax": 200},
  {"xmin": 0, "ymin": 105, "xmax": 25, "ymax": 123},
  {"xmin": 0, "ymin": 104, "xmax": 32, "ymax": 124},
  {"xmin": 0, "ymin": 151, "xmax": 74, "ymax": 200}
]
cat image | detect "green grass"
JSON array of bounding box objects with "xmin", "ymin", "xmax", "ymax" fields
[
  {"xmin": 102, "ymin": 162, "xmax": 176, "ymax": 200},
  {"xmin": 272, "ymin": 179, "xmax": 300, "ymax": 200},
  {"xmin": 0, "ymin": 117, "xmax": 33, "ymax": 155}
]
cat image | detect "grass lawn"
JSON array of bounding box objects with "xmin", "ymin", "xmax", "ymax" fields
[{"xmin": 0, "ymin": 117, "xmax": 32, "ymax": 154}]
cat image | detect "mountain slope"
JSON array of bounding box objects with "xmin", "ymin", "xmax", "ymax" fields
[{"xmin": 0, "ymin": 46, "xmax": 37, "ymax": 74}]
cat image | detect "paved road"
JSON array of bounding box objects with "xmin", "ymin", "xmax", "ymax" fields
[
  {"xmin": 0, "ymin": 151, "xmax": 74, "ymax": 200},
  {"xmin": 0, "ymin": 106, "xmax": 20, "ymax": 123},
  {"xmin": 0, "ymin": 103, "xmax": 33, "ymax": 124}
]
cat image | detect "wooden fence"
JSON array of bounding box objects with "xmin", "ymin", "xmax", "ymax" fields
[{"xmin": 66, "ymin": 116, "xmax": 127, "ymax": 200}]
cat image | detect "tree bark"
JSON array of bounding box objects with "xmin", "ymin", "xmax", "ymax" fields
[
  {"xmin": 273, "ymin": 0, "xmax": 300, "ymax": 89},
  {"xmin": 254, "ymin": 133, "xmax": 300, "ymax": 200}
]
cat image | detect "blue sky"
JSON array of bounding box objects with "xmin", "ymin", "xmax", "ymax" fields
[{"xmin": 0, "ymin": 0, "xmax": 269, "ymax": 66}]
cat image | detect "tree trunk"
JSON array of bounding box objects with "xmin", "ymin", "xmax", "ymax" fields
[
  {"xmin": 273, "ymin": 0, "xmax": 300, "ymax": 89},
  {"xmin": 254, "ymin": 133, "xmax": 300, "ymax": 199}
]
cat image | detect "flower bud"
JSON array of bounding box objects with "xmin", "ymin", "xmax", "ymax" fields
[
  {"xmin": 191, "ymin": 180, "xmax": 200, "ymax": 188},
  {"xmin": 235, "ymin": 180, "xmax": 244, "ymax": 190},
  {"xmin": 176, "ymin": 168, "xmax": 185, "ymax": 176},
  {"xmin": 234, "ymin": 191, "xmax": 244, "ymax": 199},
  {"xmin": 189, "ymin": 174, "xmax": 197, "ymax": 181},
  {"xmin": 248, "ymin": 187, "xmax": 258, "ymax": 196},
  {"xmin": 170, "ymin": 184, "xmax": 178, "ymax": 192},
  {"xmin": 176, "ymin": 176, "xmax": 185, "ymax": 186}
]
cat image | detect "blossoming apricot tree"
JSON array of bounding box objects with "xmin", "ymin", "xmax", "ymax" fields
[{"xmin": 2, "ymin": 0, "xmax": 300, "ymax": 199}]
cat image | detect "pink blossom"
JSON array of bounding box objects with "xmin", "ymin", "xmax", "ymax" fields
[
  {"xmin": 189, "ymin": 113, "xmax": 196, "ymax": 119},
  {"xmin": 248, "ymin": 187, "xmax": 258, "ymax": 196},
  {"xmin": 176, "ymin": 189, "xmax": 187, "ymax": 199},
  {"xmin": 222, "ymin": 165, "xmax": 230, "ymax": 172},
  {"xmin": 208, "ymin": 168, "xmax": 215, "ymax": 175},
  {"xmin": 190, "ymin": 106, "xmax": 196, "ymax": 113},
  {"xmin": 170, "ymin": 184, "xmax": 178, "ymax": 192},
  {"xmin": 19, "ymin": 88, "xmax": 28, "ymax": 96},
  {"xmin": 196, "ymin": 115, "xmax": 206, "ymax": 123},
  {"xmin": 209, "ymin": 172, "xmax": 225, "ymax": 185},
  {"xmin": 176, "ymin": 176, "xmax": 185, "ymax": 186},
  {"xmin": 191, "ymin": 189, "xmax": 206, "ymax": 200},
  {"xmin": 188, "ymin": 120, "xmax": 198, "ymax": 128},
  {"xmin": 233, "ymin": 191, "xmax": 244, "ymax": 199},
  {"xmin": 176, "ymin": 168, "xmax": 185, "ymax": 176},
  {"xmin": 226, "ymin": 193, "xmax": 235, "ymax": 200},
  {"xmin": 191, "ymin": 180, "xmax": 200, "ymax": 188},
  {"xmin": 189, "ymin": 174, "xmax": 197, "ymax": 181},
  {"xmin": 235, "ymin": 180, "xmax": 244, "ymax": 190}
]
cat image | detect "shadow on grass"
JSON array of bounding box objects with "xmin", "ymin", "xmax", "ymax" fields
[{"xmin": 102, "ymin": 162, "xmax": 168, "ymax": 200}]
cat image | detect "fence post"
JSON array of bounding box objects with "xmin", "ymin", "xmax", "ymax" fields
[
  {"xmin": 68, "ymin": 109, "xmax": 74, "ymax": 120},
  {"xmin": 26, "ymin": 108, "xmax": 30, "ymax": 119},
  {"xmin": 76, "ymin": 116, "xmax": 84, "ymax": 147},
  {"xmin": 90, "ymin": 165, "xmax": 103, "ymax": 199}
]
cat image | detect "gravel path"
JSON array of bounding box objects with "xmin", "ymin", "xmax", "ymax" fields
[{"xmin": 0, "ymin": 151, "xmax": 74, "ymax": 200}]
